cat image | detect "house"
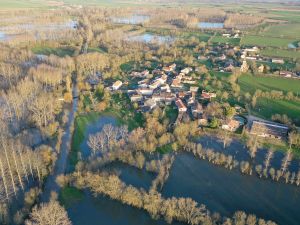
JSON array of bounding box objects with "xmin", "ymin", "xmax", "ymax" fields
[
  {"xmin": 112, "ymin": 80, "xmax": 123, "ymax": 90},
  {"xmin": 272, "ymin": 59, "xmax": 284, "ymax": 64},
  {"xmin": 171, "ymin": 79, "xmax": 183, "ymax": 88},
  {"xmin": 222, "ymin": 119, "xmax": 240, "ymax": 132},
  {"xmin": 175, "ymin": 98, "xmax": 187, "ymax": 112},
  {"xmin": 258, "ymin": 64, "xmax": 265, "ymax": 73},
  {"xmin": 224, "ymin": 64, "xmax": 235, "ymax": 72},
  {"xmin": 137, "ymin": 88, "xmax": 153, "ymax": 96},
  {"xmin": 130, "ymin": 94, "xmax": 143, "ymax": 102},
  {"xmin": 163, "ymin": 63, "xmax": 176, "ymax": 72},
  {"xmin": 191, "ymin": 102, "xmax": 203, "ymax": 118},
  {"xmin": 144, "ymin": 98, "xmax": 157, "ymax": 110},
  {"xmin": 222, "ymin": 33, "xmax": 231, "ymax": 38},
  {"xmin": 280, "ymin": 71, "xmax": 293, "ymax": 78},
  {"xmin": 250, "ymin": 120, "xmax": 289, "ymax": 140},
  {"xmin": 181, "ymin": 67, "xmax": 193, "ymax": 75},
  {"xmin": 201, "ymin": 90, "xmax": 216, "ymax": 100},
  {"xmin": 240, "ymin": 60, "xmax": 249, "ymax": 73},
  {"xmin": 190, "ymin": 86, "xmax": 199, "ymax": 93},
  {"xmin": 149, "ymin": 80, "xmax": 162, "ymax": 90}
]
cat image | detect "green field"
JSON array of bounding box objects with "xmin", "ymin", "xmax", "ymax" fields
[
  {"xmin": 239, "ymin": 74, "xmax": 300, "ymax": 95},
  {"xmin": 211, "ymin": 36, "xmax": 241, "ymax": 45},
  {"xmin": 269, "ymin": 10, "xmax": 300, "ymax": 23},
  {"xmin": 32, "ymin": 46, "xmax": 75, "ymax": 57},
  {"xmin": 241, "ymin": 35, "xmax": 295, "ymax": 48},
  {"xmin": 260, "ymin": 49, "xmax": 300, "ymax": 60},
  {"xmin": 260, "ymin": 23, "xmax": 300, "ymax": 39},
  {"xmin": 253, "ymin": 98, "xmax": 300, "ymax": 125}
]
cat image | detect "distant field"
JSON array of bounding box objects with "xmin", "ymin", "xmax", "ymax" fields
[
  {"xmin": 260, "ymin": 23, "xmax": 300, "ymax": 39},
  {"xmin": 260, "ymin": 49, "xmax": 300, "ymax": 60},
  {"xmin": 0, "ymin": 0, "xmax": 46, "ymax": 9},
  {"xmin": 211, "ymin": 36, "xmax": 241, "ymax": 45},
  {"xmin": 241, "ymin": 35, "xmax": 295, "ymax": 48},
  {"xmin": 253, "ymin": 98, "xmax": 300, "ymax": 125},
  {"xmin": 269, "ymin": 10, "xmax": 300, "ymax": 23},
  {"xmin": 32, "ymin": 46, "xmax": 75, "ymax": 57},
  {"xmin": 239, "ymin": 74, "xmax": 300, "ymax": 95}
]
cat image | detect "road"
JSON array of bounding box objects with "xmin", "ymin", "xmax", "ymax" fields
[{"xmin": 40, "ymin": 83, "xmax": 78, "ymax": 202}]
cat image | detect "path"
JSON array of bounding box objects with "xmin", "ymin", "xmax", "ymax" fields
[{"xmin": 40, "ymin": 83, "xmax": 78, "ymax": 202}]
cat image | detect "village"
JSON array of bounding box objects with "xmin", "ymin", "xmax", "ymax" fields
[{"xmin": 100, "ymin": 58, "xmax": 291, "ymax": 141}]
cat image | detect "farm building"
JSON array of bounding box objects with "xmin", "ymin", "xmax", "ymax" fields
[{"xmin": 250, "ymin": 120, "xmax": 289, "ymax": 140}]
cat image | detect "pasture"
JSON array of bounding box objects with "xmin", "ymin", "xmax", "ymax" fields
[
  {"xmin": 241, "ymin": 35, "xmax": 295, "ymax": 48},
  {"xmin": 260, "ymin": 49, "xmax": 300, "ymax": 60},
  {"xmin": 253, "ymin": 98, "xmax": 300, "ymax": 125},
  {"xmin": 238, "ymin": 74, "xmax": 300, "ymax": 95},
  {"xmin": 260, "ymin": 23, "xmax": 300, "ymax": 39}
]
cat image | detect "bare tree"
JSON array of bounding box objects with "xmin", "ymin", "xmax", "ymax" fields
[{"xmin": 25, "ymin": 200, "xmax": 72, "ymax": 225}]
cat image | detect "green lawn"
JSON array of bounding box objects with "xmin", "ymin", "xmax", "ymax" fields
[
  {"xmin": 252, "ymin": 98, "xmax": 300, "ymax": 125},
  {"xmin": 260, "ymin": 49, "xmax": 300, "ymax": 60},
  {"xmin": 239, "ymin": 74, "xmax": 300, "ymax": 95},
  {"xmin": 269, "ymin": 11, "xmax": 300, "ymax": 23},
  {"xmin": 241, "ymin": 35, "xmax": 295, "ymax": 48},
  {"xmin": 32, "ymin": 46, "xmax": 75, "ymax": 57}
]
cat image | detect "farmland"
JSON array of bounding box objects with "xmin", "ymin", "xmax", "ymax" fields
[
  {"xmin": 260, "ymin": 49, "xmax": 300, "ymax": 60},
  {"xmin": 241, "ymin": 35, "xmax": 296, "ymax": 48},
  {"xmin": 253, "ymin": 98, "xmax": 300, "ymax": 125},
  {"xmin": 238, "ymin": 74, "xmax": 300, "ymax": 95}
]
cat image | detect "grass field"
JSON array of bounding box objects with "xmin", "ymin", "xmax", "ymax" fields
[
  {"xmin": 239, "ymin": 74, "xmax": 300, "ymax": 95},
  {"xmin": 241, "ymin": 35, "xmax": 295, "ymax": 48},
  {"xmin": 70, "ymin": 112, "xmax": 100, "ymax": 169},
  {"xmin": 260, "ymin": 49, "xmax": 300, "ymax": 60},
  {"xmin": 252, "ymin": 98, "xmax": 300, "ymax": 125},
  {"xmin": 211, "ymin": 36, "xmax": 241, "ymax": 45},
  {"xmin": 269, "ymin": 10, "xmax": 300, "ymax": 23},
  {"xmin": 260, "ymin": 23, "xmax": 300, "ymax": 39},
  {"xmin": 32, "ymin": 46, "xmax": 75, "ymax": 57}
]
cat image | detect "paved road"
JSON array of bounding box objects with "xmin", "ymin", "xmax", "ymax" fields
[{"xmin": 40, "ymin": 84, "xmax": 78, "ymax": 202}]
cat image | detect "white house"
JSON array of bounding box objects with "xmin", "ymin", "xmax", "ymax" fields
[{"xmin": 112, "ymin": 80, "xmax": 123, "ymax": 90}]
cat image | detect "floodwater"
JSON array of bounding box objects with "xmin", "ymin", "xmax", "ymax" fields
[
  {"xmin": 0, "ymin": 20, "xmax": 77, "ymax": 42},
  {"xmin": 162, "ymin": 153, "xmax": 300, "ymax": 225},
  {"xmin": 112, "ymin": 15, "xmax": 150, "ymax": 24},
  {"xmin": 198, "ymin": 22, "xmax": 224, "ymax": 29},
  {"xmin": 128, "ymin": 33, "xmax": 174, "ymax": 44},
  {"xmin": 66, "ymin": 116, "xmax": 300, "ymax": 225},
  {"xmin": 0, "ymin": 31, "xmax": 7, "ymax": 41},
  {"xmin": 197, "ymin": 136, "xmax": 299, "ymax": 173}
]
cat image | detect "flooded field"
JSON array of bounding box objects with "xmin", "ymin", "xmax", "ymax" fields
[
  {"xmin": 198, "ymin": 22, "xmax": 224, "ymax": 29},
  {"xmin": 66, "ymin": 115, "xmax": 300, "ymax": 225},
  {"xmin": 112, "ymin": 15, "xmax": 150, "ymax": 24},
  {"xmin": 162, "ymin": 153, "xmax": 300, "ymax": 225},
  {"xmin": 128, "ymin": 33, "xmax": 174, "ymax": 44}
]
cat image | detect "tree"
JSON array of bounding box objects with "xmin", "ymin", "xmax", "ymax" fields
[{"xmin": 25, "ymin": 200, "xmax": 72, "ymax": 225}]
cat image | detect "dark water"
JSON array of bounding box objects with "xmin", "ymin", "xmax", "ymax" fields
[
  {"xmin": 67, "ymin": 116, "xmax": 300, "ymax": 225},
  {"xmin": 68, "ymin": 191, "xmax": 184, "ymax": 225},
  {"xmin": 67, "ymin": 160, "xmax": 182, "ymax": 225},
  {"xmin": 162, "ymin": 153, "xmax": 300, "ymax": 225},
  {"xmin": 103, "ymin": 162, "xmax": 156, "ymax": 190},
  {"xmin": 198, "ymin": 136, "xmax": 299, "ymax": 172}
]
